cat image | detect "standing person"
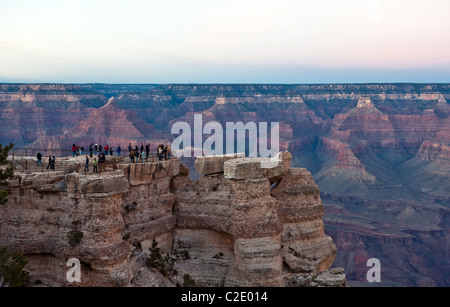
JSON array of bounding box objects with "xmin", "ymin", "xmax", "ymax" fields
[
  {"xmin": 80, "ymin": 146, "xmax": 84, "ymax": 155},
  {"xmin": 72, "ymin": 144, "xmax": 77, "ymax": 157},
  {"xmin": 110, "ymin": 147, "xmax": 113, "ymax": 156},
  {"xmin": 117, "ymin": 145, "xmax": 121, "ymax": 157},
  {"xmin": 157, "ymin": 144, "xmax": 163, "ymax": 161},
  {"xmin": 84, "ymin": 156, "xmax": 89, "ymax": 172},
  {"xmin": 94, "ymin": 144, "xmax": 98, "ymax": 156},
  {"xmin": 128, "ymin": 143, "xmax": 132, "ymax": 154},
  {"xmin": 98, "ymin": 153, "xmax": 106, "ymax": 173},
  {"xmin": 140, "ymin": 143, "xmax": 144, "ymax": 154},
  {"xmin": 50, "ymin": 156, "xmax": 56, "ymax": 170},
  {"xmin": 36, "ymin": 152, "xmax": 43, "ymax": 167},
  {"xmin": 46, "ymin": 155, "xmax": 52, "ymax": 169},
  {"xmin": 145, "ymin": 144, "xmax": 150, "ymax": 159},
  {"xmin": 140, "ymin": 149, "xmax": 147, "ymax": 163},
  {"xmin": 99, "ymin": 144, "xmax": 103, "ymax": 155},
  {"xmin": 129, "ymin": 148, "xmax": 135, "ymax": 163},
  {"xmin": 162, "ymin": 145, "xmax": 168, "ymax": 160},
  {"xmin": 166, "ymin": 145, "xmax": 172, "ymax": 159},
  {"xmin": 134, "ymin": 146, "xmax": 140, "ymax": 163},
  {"xmin": 104, "ymin": 144, "xmax": 109, "ymax": 156},
  {"xmin": 89, "ymin": 144, "xmax": 94, "ymax": 158},
  {"xmin": 93, "ymin": 158, "xmax": 98, "ymax": 173}
]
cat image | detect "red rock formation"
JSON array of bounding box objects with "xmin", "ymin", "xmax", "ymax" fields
[
  {"xmin": 1, "ymin": 154, "xmax": 345, "ymax": 287},
  {"xmin": 28, "ymin": 97, "xmax": 168, "ymax": 155}
]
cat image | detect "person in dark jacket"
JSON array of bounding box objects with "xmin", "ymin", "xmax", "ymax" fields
[
  {"xmin": 46, "ymin": 155, "xmax": 52, "ymax": 169},
  {"xmin": 84, "ymin": 156, "xmax": 89, "ymax": 172},
  {"xmin": 145, "ymin": 144, "xmax": 150, "ymax": 159},
  {"xmin": 50, "ymin": 156, "xmax": 56, "ymax": 170},
  {"xmin": 98, "ymin": 153, "xmax": 106, "ymax": 173},
  {"xmin": 36, "ymin": 152, "xmax": 43, "ymax": 166}
]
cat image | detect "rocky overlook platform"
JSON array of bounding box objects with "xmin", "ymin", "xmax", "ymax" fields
[{"xmin": 1, "ymin": 153, "xmax": 345, "ymax": 287}]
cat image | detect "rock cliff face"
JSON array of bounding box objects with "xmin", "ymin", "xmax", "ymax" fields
[
  {"xmin": 1, "ymin": 83, "xmax": 450, "ymax": 286},
  {"xmin": 0, "ymin": 154, "xmax": 345, "ymax": 287}
]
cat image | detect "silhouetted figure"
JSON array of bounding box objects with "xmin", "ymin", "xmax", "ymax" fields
[
  {"xmin": 134, "ymin": 146, "xmax": 140, "ymax": 163},
  {"xmin": 50, "ymin": 156, "xmax": 56, "ymax": 170},
  {"xmin": 84, "ymin": 156, "xmax": 89, "ymax": 172},
  {"xmin": 46, "ymin": 155, "xmax": 52, "ymax": 169}
]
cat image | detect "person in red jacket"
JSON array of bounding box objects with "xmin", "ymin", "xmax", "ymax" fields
[{"xmin": 72, "ymin": 144, "xmax": 77, "ymax": 157}]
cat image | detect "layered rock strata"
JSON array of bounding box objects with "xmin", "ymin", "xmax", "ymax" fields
[{"xmin": 1, "ymin": 154, "xmax": 344, "ymax": 287}]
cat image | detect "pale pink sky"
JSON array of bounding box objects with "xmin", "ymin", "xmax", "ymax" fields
[{"xmin": 0, "ymin": 0, "xmax": 449, "ymax": 83}]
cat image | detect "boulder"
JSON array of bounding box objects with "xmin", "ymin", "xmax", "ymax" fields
[{"xmin": 194, "ymin": 153, "xmax": 245, "ymax": 175}]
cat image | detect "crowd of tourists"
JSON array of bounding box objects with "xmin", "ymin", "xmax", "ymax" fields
[
  {"xmin": 35, "ymin": 142, "xmax": 173, "ymax": 173},
  {"xmin": 127, "ymin": 143, "xmax": 172, "ymax": 163}
]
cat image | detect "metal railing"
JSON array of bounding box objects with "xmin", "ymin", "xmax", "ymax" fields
[
  {"xmin": 8, "ymin": 149, "xmax": 177, "ymax": 173},
  {"xmin": 11, "ymin": 148, "xmax": 176, "ymax": 159}
]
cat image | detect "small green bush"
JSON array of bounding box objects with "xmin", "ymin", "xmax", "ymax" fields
[
  {"xmin": 146, "ymin": 239, "xmax": 176, "ymax": 277},
  {"xmin": 0, "ymin": 247, "xmax": 30, "ymax": 287},
  {"xmin": 182, "ymin": 274, "xmax": 196, "ymax": 287},
  {"xmin": 67, "ymin": 230, "xmax": 83, "ymax": 247}
]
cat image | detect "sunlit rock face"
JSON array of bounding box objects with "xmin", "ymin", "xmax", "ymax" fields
[{"xmin": 1, "ymin": 153, "xmax": 344, "ymax": 287}]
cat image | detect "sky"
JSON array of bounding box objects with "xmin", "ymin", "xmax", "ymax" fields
[{"xmin": 0, "ymin": 0, "xmax": 450, "ymax": 84}]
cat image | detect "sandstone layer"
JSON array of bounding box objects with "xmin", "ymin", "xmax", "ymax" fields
[{"xmin": 1, "ymin": 153, "xmax": 344, "ymax": 287}]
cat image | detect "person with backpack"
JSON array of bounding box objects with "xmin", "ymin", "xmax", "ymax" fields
[
  {"xmin": 134, "ymin": 146, "xmax": 140, "ymax": 163},
  {"xmin": 129, "ymin": 148, "xmax": 135, "ymax": 163},
  {"xmin": 98, "ymin": 153, "xmax": 106, "ymax": 173}
]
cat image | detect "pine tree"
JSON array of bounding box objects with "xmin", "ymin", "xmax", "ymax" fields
[{"xmin": 0, "ymin": 143, "xmax": 14, "ymax": 205}]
